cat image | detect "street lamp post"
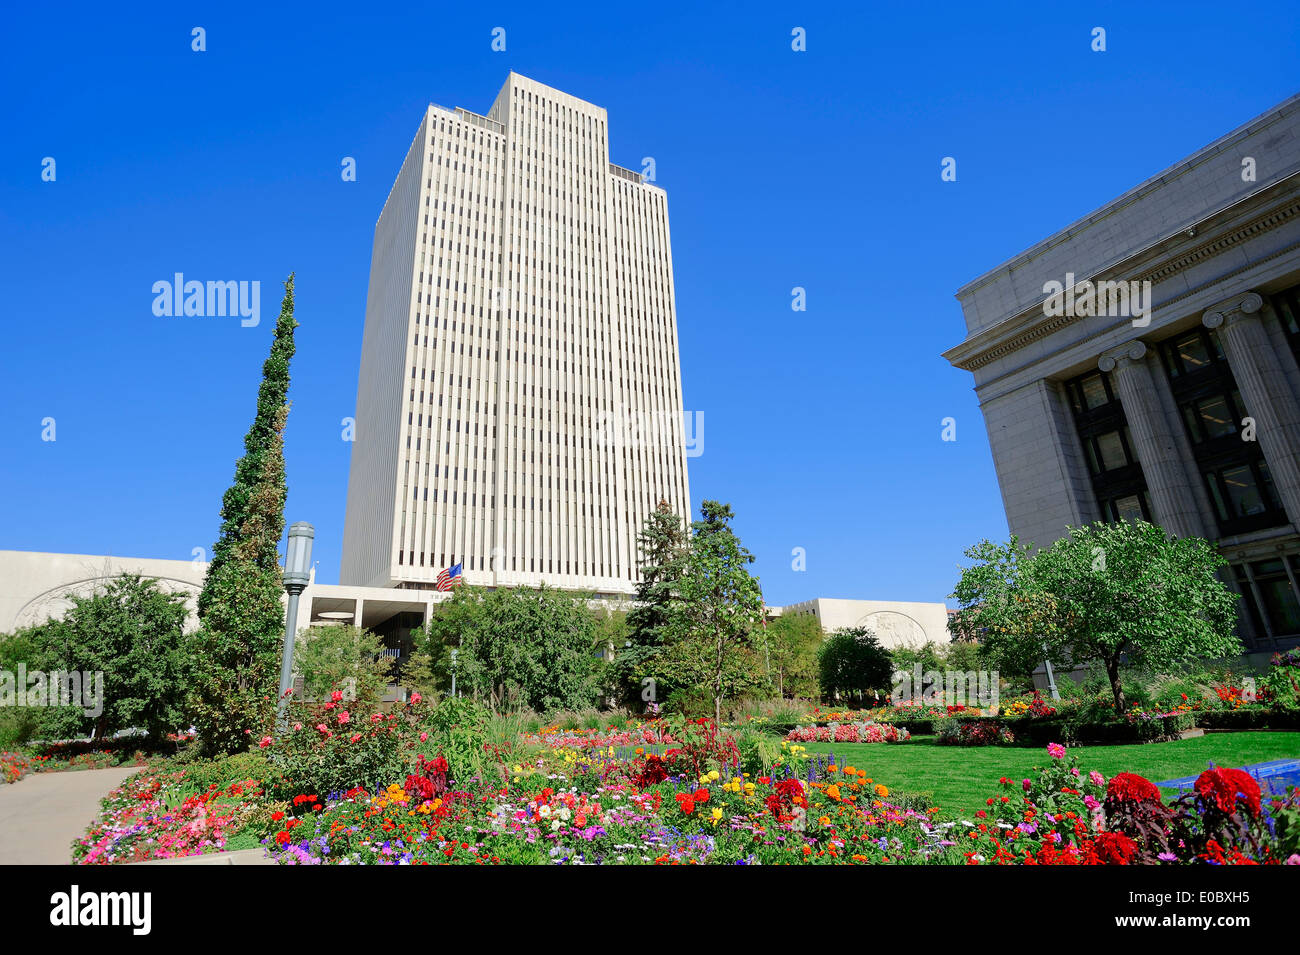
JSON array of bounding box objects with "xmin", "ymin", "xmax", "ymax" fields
[
  {"xmin": 1042, "ymin": 642, "xmax": 1060, "ymax": 701},
  {"xmin": 278, "ymin": 522, "xmax": 315, "ymax": 730},
  {"xmin": 450, "ymin": 648, "xmax": 458, "ymax": 698}
]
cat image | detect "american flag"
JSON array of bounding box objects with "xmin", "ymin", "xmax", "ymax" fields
[{"xmin": 436, "ymin": 562, "xmax": 463, "ymax": 592}]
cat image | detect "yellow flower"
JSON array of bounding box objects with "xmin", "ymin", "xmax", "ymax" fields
[
  {"xmin": 711, "ymin": 807, "xmax": 723, "ymax": 822},
  {"xmin": 708, "ymin": 770, "xmax": 719, "ymax": 781}
]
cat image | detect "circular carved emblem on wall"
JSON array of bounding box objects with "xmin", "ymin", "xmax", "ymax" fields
[{"xmin": 857, "ymin": 610, "xmax": 927, "ymax": 647}]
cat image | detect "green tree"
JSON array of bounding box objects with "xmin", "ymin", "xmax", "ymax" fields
[
  {"xmin": 659, "ymin": 501, "xmax": 766, "ymax": 724},
  {"xmin": 952, "ymin": 521, "xmax": 1240, "ymax": 712},
  {"xmin": 414, "ymin": 585, "xmax": 603, "ymax": 711},
  {"xmin": 888, "ymin": 640, "xmax": 945, "ymax": 678},
  {"xmin": 2, "ymin": 577, "xmax": 189, "ymax": 741},
  {"xmin": 615, "ymin": 500, "xmax": 688, "ymax": 708},
  {"xmin": 817, "ymin": 627, "xmax": 892, "ymax": 704},
  {"xmin": 765, "ymin": 612, "xmax": 822, "ymax": 698},
  {"xmin": 189, "ymin": 274, "xmax": 298, "ymax": 755},
  {"xmin": 293, "ymin": 624, "xmax": 394, "ymax": 705}
]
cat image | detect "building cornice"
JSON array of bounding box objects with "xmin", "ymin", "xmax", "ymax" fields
[{"xmin": 943, "ymin": 185, "xmax": 1300, "ymax": 373}]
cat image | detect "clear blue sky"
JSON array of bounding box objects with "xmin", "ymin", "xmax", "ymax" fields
[{"xmin": 2, "ymin": 1, "xmax": 1297, "ymax": 607}]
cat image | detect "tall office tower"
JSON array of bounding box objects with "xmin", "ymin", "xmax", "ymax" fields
[{"xmin": 341, "ymin": 73, "xmax": 692, "ymax": 597}]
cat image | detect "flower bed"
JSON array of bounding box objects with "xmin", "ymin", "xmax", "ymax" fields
[
  {"xmin": 935, "ymin": 718, "xmax": 1016, "ymax": 747},
  {"xmin": 73, "ymin": 694, "xmax": 1300, "ymax": 866},
  {"xmin": 785, "ymin": 722, "xmax": 910, "ymax": 744},
  {"xmin": 252, "ymin": 740, "xmax": 1300, "ymax": 865},
  {"xmin": 73, "ymin": 770, "xmax": 268, "ymax": 864},
  {"xmin": 2, "ymin": 751, "xmax": 36, "ymax": 784}
]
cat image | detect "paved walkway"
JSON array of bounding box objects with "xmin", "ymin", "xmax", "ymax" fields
[{"xmin": 0, "ymin": 767, "xmax": 139, "ymax": 864}]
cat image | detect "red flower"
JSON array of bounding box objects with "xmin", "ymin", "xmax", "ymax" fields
[
  {"xmin": 1092, "ymin": 831, "xmax": 1139, "ymax": 865},
  {"xmin": 1194, "ymin": 767, "xmax": 1262, "ymax": 817},
  {"xmin": 693, "ymin": 788, "xmax": 710, "ymax": 804},
  {"xmin": 1106, "ymin": 773, "xmax": 1161, "ymax": 804}
]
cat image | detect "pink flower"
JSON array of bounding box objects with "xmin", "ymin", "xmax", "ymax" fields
[
  {"xmin": 331, "ymin": 690, "xmax": 344, "ymax": 702},
  {"xmin": 411, "ymin": 692, "xmax": 422, "ymax": 704},
  {"xmin": 316, "ymin": 723, "xmax": 330, "ymax": 736},
  {"xmin": 1047, "ymin": 743, "xmax": 1066, "ymax": 759},
  {"xmin": 1022, "ymin": 779, "xmax": 1032, "ymax": 791},
  {"xmin": 1089, "ymin": 771, "xmax": 1105, "ymax": 787},
  {"xmin": 293, "ymin": 722, "xmax": 302, "ymax": 731},
  {"xmin": 419, "ymin": 732, "xmax": 429, "ymax": 742},
  {"xmin": 1084, "ymin": 795, "xmax": 1100, "ymax": 810},
  {"xmin": 258, "ymin": 736, "xmax": 273, "ymax": 749},
  {"xmin": 338, "ymin": 711, "xmax": 350, "ymax": 725},
  {"xmin": 350, "ymin": 734, "xmax": 362, "ymax": 743},
  {"xmin": 371, "ymin": 714, "xmax": 382, "ymax": 723}
]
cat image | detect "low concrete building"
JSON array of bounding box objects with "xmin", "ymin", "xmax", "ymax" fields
[
  {"xmin": 768, "ymin": 598, "xmax": 952, "ymax": 649},
  {"xmin": 0, "ymin": 550, "xmax": 454, "ymax": 661},
  {"xmin": 944, "ymin": 93, "xmax": 1300, "ymax": 651},
  {"xmin": 1, "ymin": 551, "xmax": 948, "ymax": 661}
]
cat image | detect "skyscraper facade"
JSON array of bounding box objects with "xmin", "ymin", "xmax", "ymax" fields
[{"xmin": 342, "ymin": 73, "xmax": 691, "ymax": 597}]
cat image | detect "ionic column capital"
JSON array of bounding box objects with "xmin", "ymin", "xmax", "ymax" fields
[
  {"xmin": 1202, "ymin": 291, "xmax": 1264, "ymax": 330},
  {"xmin": 1097, "ymin": 340, "xmax": 1148, "ymax": 373}
]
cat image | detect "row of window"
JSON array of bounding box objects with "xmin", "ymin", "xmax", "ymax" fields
[{"xmin": 1067, "ymin": 325, "xmax": 1289, "ymax": 539}]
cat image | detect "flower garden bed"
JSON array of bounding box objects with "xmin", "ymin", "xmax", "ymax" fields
[
  {"xmin": 73, "ymin": 769, "xmax": 270, "ymax": 865},
  {"xmin": 785, "ymin": 721, "xmax": 910, "ymax": 744},
  {"xmin": 1, "ymin": 751, "xmax": 35, "ymax": 784},
  {"xmin": 251, "ymin": 743, "xmax": 1300, "ymax": 865},
  {"xmin": 72, "ymin": 700, "xmax": 1300, "ymax": 865}
]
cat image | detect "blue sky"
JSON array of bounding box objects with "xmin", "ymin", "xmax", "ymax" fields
[{"xmin": 2, "ymin": 1, "xmax": 1297, "ymax": 608}]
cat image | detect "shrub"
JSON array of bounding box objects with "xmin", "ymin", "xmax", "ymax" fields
[
  {"xmin": 294, "ymin": 625, "xmax": 393, "ymax": 705},
  {"xmin": 264, "ymin": 693, "xmax": 423, "ymax": 800},
  {"xmin": 421, "ymin": 697, "xmax": 493, "ymax": 785},
  {"xmin": 181, "ymin": 752, "xmax": 269, "ymax": 792},
  {"xmin": 733, "ymin": 728, "xmax": 784, "ymax": 777},
  {"xmin": 935, "ymin": 717, "xmax": 1016, "ymax": 746},
  {"xmin": 785, "ymin": 721, "xmax": 910, "ymax": 743}
]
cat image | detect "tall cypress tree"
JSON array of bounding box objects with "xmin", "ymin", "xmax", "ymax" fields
[{"xmin": 190, "ymin": 274, "xmax": 297, "ymax": 755}]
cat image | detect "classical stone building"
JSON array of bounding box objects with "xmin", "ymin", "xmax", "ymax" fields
[{"xmin": 944, "ymin": 92, "xmax": 1300, "ymax": 651}]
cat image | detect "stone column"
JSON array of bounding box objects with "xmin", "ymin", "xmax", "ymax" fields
[
  {"xmin": 1098, "ymin": 340, "xmax": 1207, "ymax": 538},
  {"xmin": 1203, "ymin": 291, "xmax": 1300, "ymax": 527}
]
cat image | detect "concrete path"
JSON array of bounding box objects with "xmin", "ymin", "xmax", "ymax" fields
[{"xmin": 0, "ymin": 767, "xmax": 139, "ymax": 864}]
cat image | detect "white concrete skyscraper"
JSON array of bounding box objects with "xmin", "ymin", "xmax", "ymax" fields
[{"xmin": 341, "ymin": 73, "xmax": 692, "ymax": 597}]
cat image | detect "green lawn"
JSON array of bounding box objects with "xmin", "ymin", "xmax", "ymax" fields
[{"xmin": 797, "ymin": 732, "xmax": 1300, "ymax": 820}]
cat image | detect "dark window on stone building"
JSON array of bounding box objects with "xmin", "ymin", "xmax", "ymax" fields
[
  {"xmin": 1159, "ymin": 328, "xmax": 1286, "ymax": 537},
  {"xmin": 1065, "ymin": 370, "xmax": 1152, "ymax": 523}
]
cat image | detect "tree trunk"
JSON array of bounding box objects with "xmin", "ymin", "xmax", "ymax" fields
[
  {"xmin": 1105, "ymin": 656, "xmax": 1125, "ymax": 712},
  {"xmin": 715, "ymin": 625, "xmax": 723, "ymax": 726}
]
